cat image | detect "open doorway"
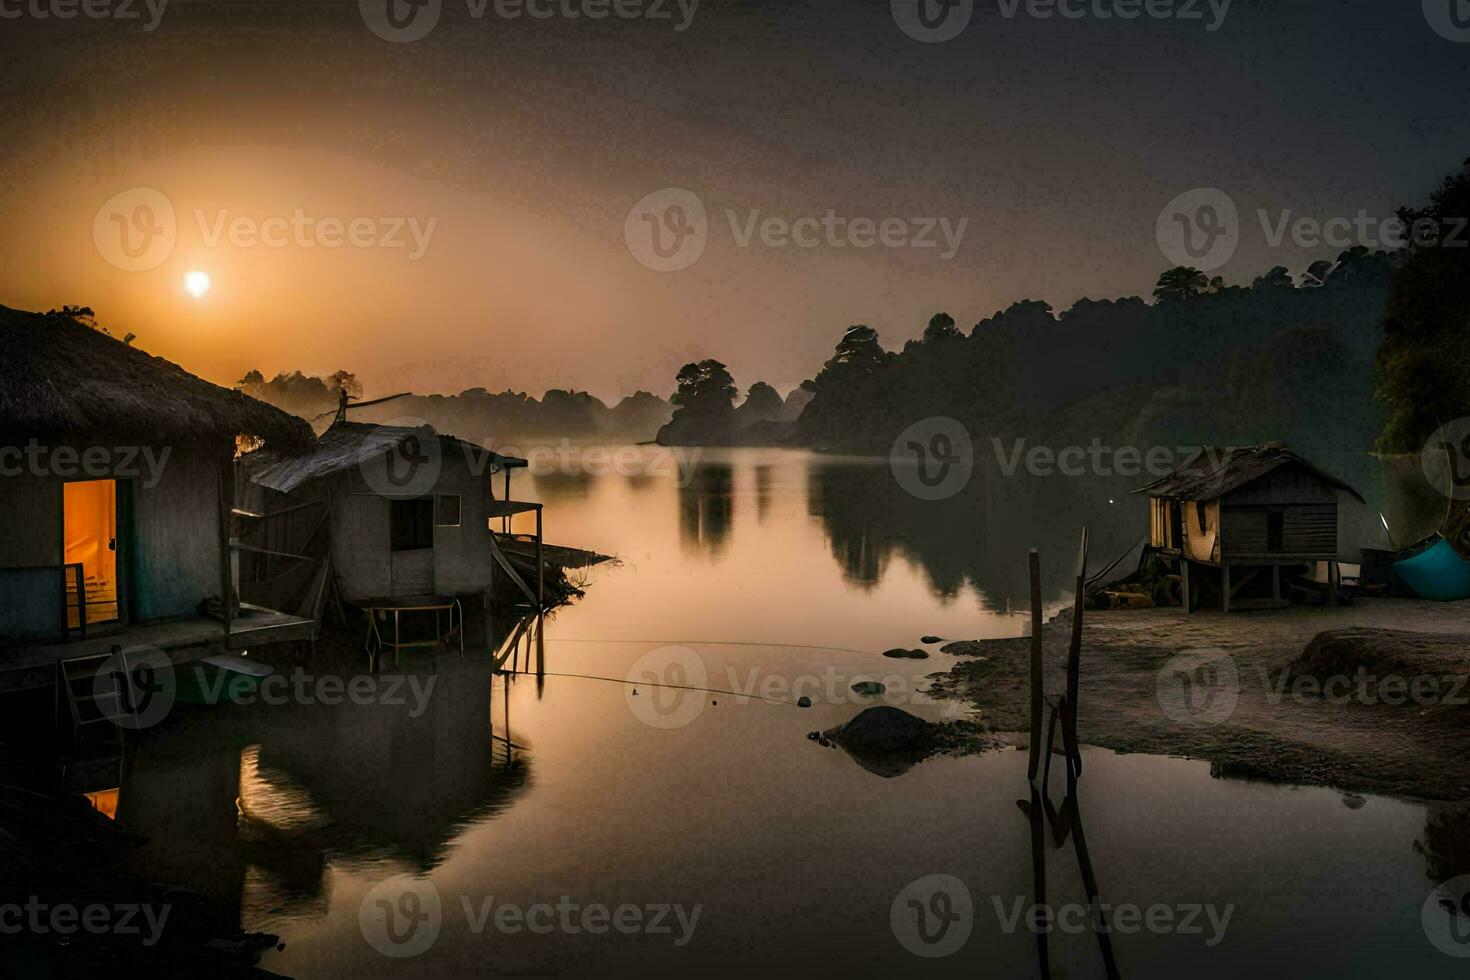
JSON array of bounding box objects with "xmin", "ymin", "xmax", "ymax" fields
[{"xmin": 64, "ymin": 479, "xmax": 121, "ymax": 627}]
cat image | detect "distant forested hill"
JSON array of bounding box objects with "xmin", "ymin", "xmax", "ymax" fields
[
  {"xmin": 789, "ymin": 251, "xmax": 1393, "ymax": 464},
  {"xmin": 236, "ymin": 370, "xmax": 673, "ymax": 445}
]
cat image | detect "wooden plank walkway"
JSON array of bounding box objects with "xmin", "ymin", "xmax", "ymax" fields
[{"xmin": 1, "ymin": 604, "xmax": 316, "ymax": 693}]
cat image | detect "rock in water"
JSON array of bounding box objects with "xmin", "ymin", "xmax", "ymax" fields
[
  {"xmin": 921, "ymin": 635, "xmax": 944, "ymax": 644},
  {"xmin": 851, "ymin": 680, "xmax": 886, "ymax": 696},
  {"xmin": 882, "ymin": 648, "xmax": 929, "ymax": 659},
  {"xmin": 824, "ymin": 706, "xmax": 935, "ymax": 755},
  {"xmin": 797, "ymin": 696, "xmax": 813, "ymax": 708}
]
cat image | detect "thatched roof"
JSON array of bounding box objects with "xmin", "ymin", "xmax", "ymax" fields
[
  {"xmin": 0, "ymin": 306, "xmax": 312, "ymax": 452},
  {"xmin": 246, "ymin": 419, "xmax": 524, "ymax": 494},
  {"xmin": 1133, "ymin": 443, "xmax": 1366, "ymax": 503}
]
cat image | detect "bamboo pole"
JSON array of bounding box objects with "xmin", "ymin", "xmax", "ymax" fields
[
  {"xmin": 535, "ymin": 505, "xmax": 545, "ymax": 608},
  {"xmin": 1027, "ymin": 548, "xmax": 1043, "ymax": 782},
  {"xmin": 1064, "ymin": 526, "xmax": 1089, "ymax": 778},
  {"xmin": 1060, "ymin": 704, "xmax": 1119, "ymax": 980},
  {"xmin": 1024, "ymin": 785, "xmax": 1050, "ymax": 977}
]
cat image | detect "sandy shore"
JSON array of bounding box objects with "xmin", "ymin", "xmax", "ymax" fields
[{"xmin": 929, "ymin": 597, "xmax": 1470, "ymax": 801}]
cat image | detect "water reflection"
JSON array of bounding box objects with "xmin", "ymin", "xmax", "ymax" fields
[
  {"xmin": 80, "ymin": 614, "xmax": 542, "ymax": 937},
  {"xmin": 804, "ymin": 457, "xmax": 1136, "ymax": 602},
  {"xmin": 41, "ymin": 447, "xmax": 1467, "ymax": 978},
  {"xmin": 753, "ymin": 464, "xmax": 774, "ymax": 522},
  {"xmin": 1417, "ymin": 804, "xmax": 1470, "ymax": 883},
  {"xmin": 678, "ymin": 463, "xmax": 734, "ymax": 557},
  {"xmin": 806, "ymin": 464, "xmax": 897, "ymax": 588}
]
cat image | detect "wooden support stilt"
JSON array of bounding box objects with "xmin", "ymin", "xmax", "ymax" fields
[{"xmin": 1181, "ymin": 559, "xmax": 1192, "ymax": 613}]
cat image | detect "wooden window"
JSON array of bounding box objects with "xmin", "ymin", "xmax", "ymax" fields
[
  {"xmin": 435, "ymin": 494, "xmax": 461, "ymax": 527},
  {"xmin": 1267, "ymin": 510, "xmax": 1284, "ymax": 552},
  {"xmin": 390, "ymin": 498, "xmax": 434, "ymax": 552}
]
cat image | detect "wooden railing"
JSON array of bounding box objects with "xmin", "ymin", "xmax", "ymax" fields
[{"xmin": 0, "ymin": 563, "xmax": 87, "ymax": 643}]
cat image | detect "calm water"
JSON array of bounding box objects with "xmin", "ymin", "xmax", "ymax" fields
[{"xmin": 103, "ymin": 449, "xmax": 1459, "ymax": 977}]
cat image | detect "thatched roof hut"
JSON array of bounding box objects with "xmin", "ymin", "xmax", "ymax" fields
[{"xmin": 0, "ymin": 306, "xmax": 311, "ymax": 451}]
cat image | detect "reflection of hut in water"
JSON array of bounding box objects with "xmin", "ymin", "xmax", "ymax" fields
[
  {"xmin": 105, "ymin": 726, "xmax": 259, "ymax": 918},
  {"xmin": 80, "ymin": 618, "xmax": 538, "ymax": 929},
  {"xmin": 242, "ymin": 657, "xmax": 532, "ymax": 873}
]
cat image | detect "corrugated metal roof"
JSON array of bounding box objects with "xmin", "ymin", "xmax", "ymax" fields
[
  {"xmin": 1133, "ymin": 443, "xmax": 1366, "ymax": 503},
  {"xmin": 245, "ymin": 420, "xmax": 524, "ymax": 494}
]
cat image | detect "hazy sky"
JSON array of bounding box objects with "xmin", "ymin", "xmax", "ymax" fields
[{"xmin": 1, "ymin": 0, "xmax": 1466, "ymax": 402}]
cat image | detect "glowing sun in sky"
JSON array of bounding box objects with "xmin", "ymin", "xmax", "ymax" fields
[{"xmin": 183, "ymin": 270, "xmax": 211, "ymax": 299}]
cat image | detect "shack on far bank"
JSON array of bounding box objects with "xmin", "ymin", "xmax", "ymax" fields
[{"xmin": 1135, "ymin": 443, "xmax": 1366, "ymax": 612}]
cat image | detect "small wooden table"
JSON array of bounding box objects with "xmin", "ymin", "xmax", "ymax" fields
[{"xmin": 363, "ymin": 595, "xmax": 463, "ymax": 670}]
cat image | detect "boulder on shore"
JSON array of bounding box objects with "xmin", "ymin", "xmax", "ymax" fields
[{"xmin": 818, "ymin": 706, "xmax": 937, "ymax": 754}]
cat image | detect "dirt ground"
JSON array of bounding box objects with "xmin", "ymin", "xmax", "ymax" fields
[{"xmin": 929, "ymin": 597, "xmax": 1470, "ymax": 802}]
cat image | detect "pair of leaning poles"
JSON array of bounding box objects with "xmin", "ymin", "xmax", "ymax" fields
[{"xmin": 1022, "ymin": 527, "xmax": 1119, "ymax": 980}]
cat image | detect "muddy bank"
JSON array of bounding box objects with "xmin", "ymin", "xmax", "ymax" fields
[{"xmin": 928, "ymin": 598, "xmax": 1470, "ymax": 801}]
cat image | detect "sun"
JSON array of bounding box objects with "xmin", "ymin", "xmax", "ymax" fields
[{"xmin": 183, "ymin": 270, "xmax": 211, "ymax": 299}]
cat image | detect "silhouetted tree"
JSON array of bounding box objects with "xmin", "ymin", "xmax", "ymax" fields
[
  {"xmin": 671, "ymin": 359, "xmax": 737, "ymax": 416},
  {"xmin": 1153, "ymin": 266, "xmax": 1210, "ymax": 302},
  {"xmin": 736, "ymin": 381, "xmax": 784, "ymax": 424},
  {"xmin": 922, "ymin": 312, "xmax": 962, "ymax": 343},
  {"xmin": 1252, "ymin": 266, "xmax": 1294, "ymax": 290},
  {"xmin": 327, "ymin": 369, "xmax": 364, "ymax": 400}
]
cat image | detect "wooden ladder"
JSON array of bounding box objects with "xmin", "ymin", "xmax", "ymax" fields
[{"xmin": 54, "ymin": 646, "xmax": 133, "ymax": 758}]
